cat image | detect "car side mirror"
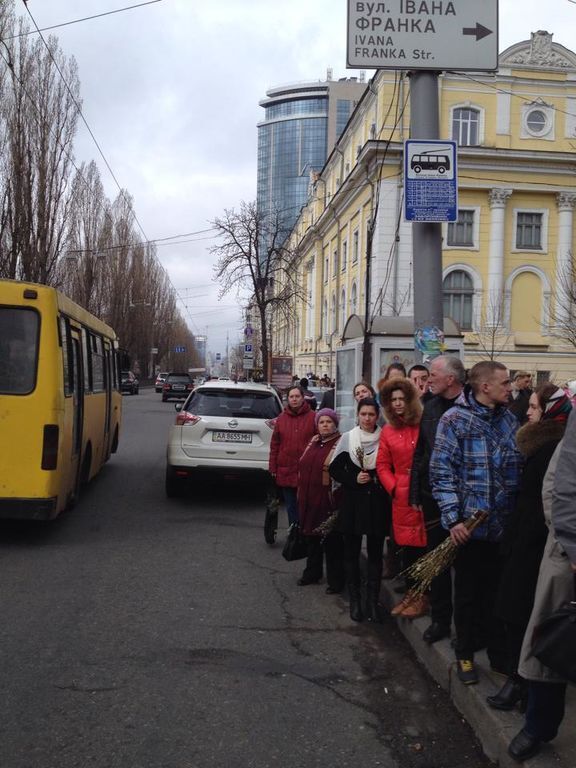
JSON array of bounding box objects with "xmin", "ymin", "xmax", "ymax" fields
[{"xmin": 174, "ymin": 403, "xmax": 183, "ymax": 412}]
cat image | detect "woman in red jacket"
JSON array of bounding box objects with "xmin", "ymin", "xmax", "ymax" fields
[
  {"xmin": 377, "ymin": 378, "xmax": 427, "ymax": 618},
  {"xmin": 269, "ymin": 386, "xmax": 316, "ymax": 526}
]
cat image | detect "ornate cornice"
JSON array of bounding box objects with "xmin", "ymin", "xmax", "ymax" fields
[{"xmin": 500, "ymin": 31, "xmax": 576, "ymax": 70}]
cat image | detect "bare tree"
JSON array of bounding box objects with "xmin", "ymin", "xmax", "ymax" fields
[
  {"xmin": 0, "ymin": 21, "xmax": 79, "ymax": 283},
  {"xmin": 472, "ymin": 290, "xmax": 512, "ymax": 360},
  {"xmin": 211, "ymin": 201, "xmax": 304, "ymax": 380},
  {"xmin": 547, "ymin": 257, "xmax": 576, "ymax": 348}
]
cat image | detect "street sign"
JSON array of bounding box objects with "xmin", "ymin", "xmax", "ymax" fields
[
  {"xmin": 347, "ymin": 0, "xmax": 498, "ymax": 71},
  {"xmin": 244, "ymin": 326, "xmax": 253, "ymax": 337},
  {"xmin": 174, "ymin": 345, "xmax": 186, "ymax": 353},
  {"xmin": 151, "ymin": 347, "xmax": 158, "ymax": 354},
  {"xmin": 243, "ymin": 358, "xmax": 254, "ymax": 370},
  {"xmin": 215, "ymin": 353, "xmax": 221, "ymax": 361},
  {"xmin": 404, "ymin": 140, "xmax": 458, "ymax": 222},
  {"xmin": 244, "ymin": 343, "xmax": 253, "ymax": 355}
]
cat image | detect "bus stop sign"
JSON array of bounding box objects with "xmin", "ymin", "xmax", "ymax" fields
[{"xmin": 404, "ymin": 140, "xmax": 458, "ymax": 222}]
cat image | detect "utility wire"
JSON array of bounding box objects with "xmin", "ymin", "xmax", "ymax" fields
[
  {"xmin": 3, "ymin": 1, "xmax": 163, "ymax": 40},
  {"xmin": 22, "ymin": 1, "xmax": 151, "ymax": 245}
]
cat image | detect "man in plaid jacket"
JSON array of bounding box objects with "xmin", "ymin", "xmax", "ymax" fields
[{"xmin": 430, "ymin": 361, "xmax": 523, "ymax": 685}]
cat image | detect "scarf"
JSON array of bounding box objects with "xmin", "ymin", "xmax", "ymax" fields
[
  {"xmin": 345, "ymin": 425, "xmax": 382, "ymax": 470},
  {"xmin": 543, "ymin": 388, "xmax": 572, "ymax": 424}
]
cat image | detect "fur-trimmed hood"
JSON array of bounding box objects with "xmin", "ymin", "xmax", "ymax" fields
[
  {"xmin": 379, "ymin": 377, "xmax": 422, "ymax": 428},
  {"xmin": 516, "ymin": 419, "xmax": 567, "ymax": 458}
]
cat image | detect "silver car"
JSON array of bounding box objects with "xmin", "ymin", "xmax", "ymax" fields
[{"xmin": 165, "ymin": 381, "xmax": 282, "ymax": 496}]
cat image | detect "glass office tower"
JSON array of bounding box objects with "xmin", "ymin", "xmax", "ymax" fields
[{"xmin": 257, "ymin": 75, "xmax": 367, "ymax": 246}]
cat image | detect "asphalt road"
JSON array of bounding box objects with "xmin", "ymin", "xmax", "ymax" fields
[{"xmin": 0, "ymin": 390, "xmax": 494, "ymax": 768}]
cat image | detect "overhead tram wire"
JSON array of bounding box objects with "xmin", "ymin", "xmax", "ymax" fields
[{"xmin": 2, "ymin": 1, "xmax": 163, "ymax": 41}]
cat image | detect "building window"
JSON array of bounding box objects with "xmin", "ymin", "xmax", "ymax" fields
[
  {"xmin": 447, "ymin": 210, "xmax": 475, "ymax": 247},
  {"xmin": 516, "ymin": 213, "xmax": 542, "ymax": 250},
  {"xmin": 526, "ymin": 109, "xmax": 547, "ymax": 134},
  {"xmin": 443, "ymin": 270, "xmax": 473, "ymax": 331},
  {"xmin": 322, "ymin": 299, "xmax": 328, "ymax": 336},
  {"xmin": 324, "ymin": 256, "xmax": 329, "ymax": 283},
  {"xmin": 350, "ymin": 282, "xmax": 358, "ymax": 315},
  {"xmin": 330, "ymin": 293, "xmax": 336, "ymax": 332},
  {"xmin": 332, "ymin": 249, "xmax": 338, "ymax": 277},
  {"xmin": 341, "ymin": 241, "xmax": 347, "ymax": 271},
  {"xmin": 352, "ymin": 230, "xmax": 359, "ymax": 263},
  {"xmin": 521, "ymin": 105, "xmax": 554, "ymax": 139},
  {"xmin": 452, "ymin": 107, "xmax": 480, "ymax": 146},
  {"xmin": 340, "ymin": 288, "xmax": 346, "ymax": 330}
]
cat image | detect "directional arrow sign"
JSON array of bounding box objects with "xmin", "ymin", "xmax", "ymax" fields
[{"xmin": 347, "ymin": 0, "xmax": 498, "ymax": 72}]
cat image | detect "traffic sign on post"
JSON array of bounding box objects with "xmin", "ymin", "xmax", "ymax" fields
[
  {"xmin": 347, "ymin": 0, "xmax": 498, "ymax": 71},
  {"xmin": 404, "ymin": 140, "xmax": 458, "ymax": 222}
]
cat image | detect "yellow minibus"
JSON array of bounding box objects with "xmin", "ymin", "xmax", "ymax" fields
[{"xmin": 0, "ymin": 279, "xmax": 122, "ymax": 520}]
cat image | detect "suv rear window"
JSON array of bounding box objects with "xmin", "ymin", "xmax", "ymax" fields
[
  {"xmin": 187, "ymin": 389, "xmax": 281, "ymax": 419},
  {"xmin": 167, "ymin": 374, "xmax": 191, "ymax": 384},
  {"xmin": 0, "ymin": 307, "xmax": 39, "ymax": 394}
]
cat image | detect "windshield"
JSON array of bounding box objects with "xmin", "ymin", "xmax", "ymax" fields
[
  {"xmin": 186, "ymin": 389, "xmax": 281, "ymax": 419},
  {"xmin": 0, "ymin": 308, "xmax": 40, "ymax": 395}
]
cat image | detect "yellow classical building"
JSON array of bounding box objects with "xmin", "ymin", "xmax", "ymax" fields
[{"xmin": 273, "ymin": 31, "xmax": 576, "ymax": 386}]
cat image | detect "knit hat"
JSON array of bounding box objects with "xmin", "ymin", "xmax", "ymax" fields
[
  {"xmin": 315, "ymin": 407, "xmax": 339, "ymax": 427},
  {"xmin": 543, "ymin": 388, "xmax": 572, "ymax": 423}
]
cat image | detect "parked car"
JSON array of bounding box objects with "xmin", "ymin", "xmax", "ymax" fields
[
  {"xmin": 165, "ymin": 380, "xmax": 282, "ymax": 496},
  {"xmin": 121, "ymin": 370, "xmax": 139, "ymax": 395},
  {"xmin": 155, "ymin": 371, "xmax": 169, "ymax": 393},
  {"xmin": 162, "ymin": 372, "xmax": 194, "ymax": 402}
]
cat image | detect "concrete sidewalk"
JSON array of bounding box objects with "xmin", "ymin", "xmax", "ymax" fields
[{"xmin": 380, "ymin": 580, "xmax": 576, "ymax": 767}]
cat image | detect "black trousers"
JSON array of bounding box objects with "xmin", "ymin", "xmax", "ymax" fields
[
  {"xmin": 343, "ymin": 534, "xmax": 385, "ymax": 587},
  {"xmin": 453, "ymin": 539, "xmax": 506, "ymax": 666},
  {"xmin": 525, "ymin": 681, "xmax": 568, "ymax": 742},
  {"xmin": 301, "ymin": 533, "xmax": 346, "ymax": 589},
  {"xmin": 400, "ymin": 545, "xmax": 427, "ymax": 590},
  {"xmin": 426, "ymin": 520, "xmax": 453, "ymax": 627}
]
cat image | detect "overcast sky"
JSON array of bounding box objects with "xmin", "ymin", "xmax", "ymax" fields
[{"xmin": 13, "ymin": 0, "xmax": 576, "ymax": 354}]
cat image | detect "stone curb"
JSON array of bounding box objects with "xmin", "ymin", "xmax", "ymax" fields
[{"xmin": 380, "ymin": 579, "xmax": 575, "ymax": 767}]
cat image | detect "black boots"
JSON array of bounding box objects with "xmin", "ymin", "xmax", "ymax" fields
[
  {"xmin": 487, "ymin": 676, "xmax": 528, "ymax": 712},
  {"xmin": 348, "ymin": 584, "xmax": 363, "ymax": 622},
  {"xmin": 365, "ymin": 580, "xmax": 382, "ymax": 623}
]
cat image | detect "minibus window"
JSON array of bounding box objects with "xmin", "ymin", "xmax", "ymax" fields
[{"xmin": 0, "ymin": 308, "xmax": 39, "ymax": 394}]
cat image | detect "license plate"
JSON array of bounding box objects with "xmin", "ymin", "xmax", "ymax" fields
[
  {"xmin": 212, "ymin": 431, "xmax": 252, "ymax": 443},
  {"xmin": 172, "ymin": 384, "xmax": 185, "ymax": 390}
]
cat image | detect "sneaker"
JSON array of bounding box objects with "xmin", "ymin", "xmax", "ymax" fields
[{"xmin": 456, "ymin": 659, "xmax": 479, "ymax": 685}]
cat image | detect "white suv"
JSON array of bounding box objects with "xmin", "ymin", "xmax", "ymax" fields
[{"xmin": 165, "ymin": 380, "xmax": 282, "ymax": 496}]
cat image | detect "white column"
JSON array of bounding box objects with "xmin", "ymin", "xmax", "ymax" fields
[
  {"xmin": 487, "ymin": 188, "xmax": 512, "ymax": 325},
  {"xmin": 555, "ymin": 192, "xmax": 576, "ymax": 326}
]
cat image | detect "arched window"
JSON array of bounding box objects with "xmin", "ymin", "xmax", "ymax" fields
[
  {"xmin": 340, "ymin": 288, "xmax": 346, "ymax": 330},
  {"xmin": 330, "ymin": 293, "xmax": 337, "ymax": 332},
  {"xmin": 350, "ymin": 282, "xmax": 358, "ymax": 315},
  {"xmin": 443, "ymin": 270, "xmax": 473, "ymax": 330},
  {"xmin": 452, "ymin": 107, "xmax": 480, "ymax": 146}
]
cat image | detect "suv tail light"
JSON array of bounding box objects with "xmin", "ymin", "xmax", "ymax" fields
[
  {"xmin": 264, "ymin": 418, "xmax": 277, "ymax": 430},
  {"xmin": 163, "ymin": 383, "xmax": 170, "ymax": 390},
  {"xmin": 176, "ymin": 411, "xmax": 200, "ymax": 426}
]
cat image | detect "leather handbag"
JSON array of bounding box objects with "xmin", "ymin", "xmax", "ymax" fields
[
  {"xmin": 282, "ymin": 523, "xmax": 308, "ymax": 562},
  {"xmin": 532, "ymin": 574, "xmax": 576, "ymax": 683}
]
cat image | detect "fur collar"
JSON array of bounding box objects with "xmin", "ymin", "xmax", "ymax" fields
[
  {"xmin": 379, "ymin": 378, "xmax": 422, "ymax": 428},
  {"xmin": 516, "ymin": 419, "xmax": 566, "ymax": 458}
]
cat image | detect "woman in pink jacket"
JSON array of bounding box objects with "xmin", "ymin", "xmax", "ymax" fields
[
  {"xmin": 377, "ymin": 378, "xmax": 427, "ymax": 618},
  {"xmin": 269, "ymin": 385, "xmax": 316, "ymax": 525}
]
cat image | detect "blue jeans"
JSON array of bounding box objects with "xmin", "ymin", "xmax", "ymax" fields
[{"xmin": 280, "ymin": 486, "xmax": 299, "ymax": 526}]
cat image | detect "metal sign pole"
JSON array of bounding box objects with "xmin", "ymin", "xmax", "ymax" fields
[{"xmin": 409, "ymin": 70, "xmax": 444, "ymax": 363}]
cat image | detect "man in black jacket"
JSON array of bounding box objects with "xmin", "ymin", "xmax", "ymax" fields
[{"xmin": 409, "ymin": 354, "xmax": 466, "ymax": 643}]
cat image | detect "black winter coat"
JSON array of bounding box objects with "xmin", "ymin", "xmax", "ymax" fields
[
  {"xmin": 408, "ymin": 393, "xmax": 460, "ymax": 519},
  {"xmin": 494, "ymin": 419, "xmax": 566, "ymax": 628},
  {"xmin": 329, "ymin": 451, "xmax": 391, "ymax": 537}
]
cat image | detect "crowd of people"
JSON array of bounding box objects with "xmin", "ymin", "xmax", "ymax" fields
[{"xmin": 268, "ymin": 358, "xmax": 576, "ymax": 763}]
